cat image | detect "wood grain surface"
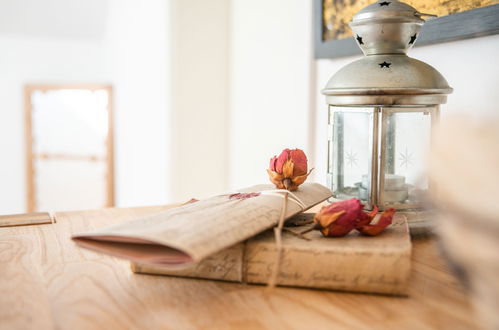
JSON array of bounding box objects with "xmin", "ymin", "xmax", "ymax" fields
[
  {"xmin": 0, "ymin": 205, "xmax": 481, "ymax": 330},
  {"xmin": 0, "ymin": 212, "xmax": 52, "ymax": 227}
]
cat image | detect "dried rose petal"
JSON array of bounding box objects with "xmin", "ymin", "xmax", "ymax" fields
[
  {"xmin": 229, "ymin": 192, "xmax": 261, "ymax": 200},
  {"xmin": 357, "ymin": 206, "xmax": 379, "ymax": 227},
  {"xmin": 182, "ymin": 198, "xmax": 199, "ymax": 205},
  {"xmin": 275, "ymin": 150, "xmax": 289, "ymax": 174},
  {"xmin": 314, "ymin": 199, "xmax": 362, "ymax": 236},
  {"xmin": 289, "ymin": 149, "xmax": 308, "ymax": 176},
  {"xmin": 311, "ymin": 198, "xmax": 394, "ymax": 237},
  {"xmin": 267, "ymin": 148, "xmax": 313, "ymax": 191},
  {"xmin": 269, "ymin": 156, "xmax": 278, "ymax": 172},
  {"xmin": 356, "ymin": 209, "xmax": 395, "ymax": 236}
]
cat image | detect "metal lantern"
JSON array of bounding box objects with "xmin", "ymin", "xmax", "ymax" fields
[{"xmin": 323, "ymin": 0, "xmax": 453, "ymax": 213}]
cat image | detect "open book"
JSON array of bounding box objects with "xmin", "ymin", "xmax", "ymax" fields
[{"xmin": 72, "ymin": 183, "xmax": 333, "ymax": 267}]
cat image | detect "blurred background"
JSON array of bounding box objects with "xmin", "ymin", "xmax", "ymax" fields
[{"xmin": 0, "ymin": 0, "xmax": 498, "ymax": 214}]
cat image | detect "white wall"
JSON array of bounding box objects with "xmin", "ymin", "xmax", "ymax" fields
[
  {"xmin": 106, "ymin": 0, "xmax": 171, "ymax": 207},
  {"xmin": 0, "ymin": 0, "xmax": 171, "ymax": 214},
  {"xmin": 229, "ymin": 0, "xmax": 314, "ymax": 189},
  {"xmin": 313, "ymin": 34, "xmax": 499, "ymax": 187},
  {"xmin": 169, "ymin": 0, "xmax": 230, "ymax": 202},
  {"xmin": 0, "ymin": 37, "xmax": 109, "ymax": 214},
  {"xmin": 0, "ymin": 0, "xmax": 107, "ymax": 40},
  {"xmin": 227, "ymin": 0, "xmax": 499, "ymax": 191}
]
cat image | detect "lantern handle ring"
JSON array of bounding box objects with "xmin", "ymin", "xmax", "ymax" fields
[{"xmin": 415, "ymin": 12, "xmax": 438, "ymax": 19}]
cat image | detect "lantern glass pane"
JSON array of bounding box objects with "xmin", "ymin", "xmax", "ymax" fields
[
  {"xmin": 381, "ymin": 109, "xmax": 432, "ymax": 208},
  {"xmin": 328, "ymin": 107, "xmax": 374, "ymax": 204}
]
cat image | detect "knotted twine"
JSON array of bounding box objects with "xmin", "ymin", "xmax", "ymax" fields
[
  {"xmin": 227, "ymin": 189, "xmax": 307, "ymax": 288},
  {"xmin": 260, "ymin": 190, "xmax": 306, "ymax": 288}
]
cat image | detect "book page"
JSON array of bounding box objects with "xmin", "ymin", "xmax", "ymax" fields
[{"xmin": 72, "ymin": 183, "xmax": 332, "ymax": 267}]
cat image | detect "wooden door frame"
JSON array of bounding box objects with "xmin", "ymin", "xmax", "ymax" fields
[{"xmin": 24, "ymin": 84, "xmax": 115, "ymax": 212}]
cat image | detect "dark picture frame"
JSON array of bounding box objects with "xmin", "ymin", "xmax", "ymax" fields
[{"xmin": 314, "ymin": 0, "xmax": 499, "ymax": 59}]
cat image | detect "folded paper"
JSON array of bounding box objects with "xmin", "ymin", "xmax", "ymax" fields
[{"xmin": 72, "ymin": 183, "xmax": 333, "ymax": 267}]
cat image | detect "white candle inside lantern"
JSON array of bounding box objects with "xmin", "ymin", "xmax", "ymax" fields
[{"xmin": 359, "ymin": 174, "xmax": 409, "ymax": 204}]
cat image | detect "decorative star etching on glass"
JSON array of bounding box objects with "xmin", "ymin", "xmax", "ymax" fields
[
  {"xmin": 399, "ymin": 147, "xmax": 414, "ymax": 169},
  {"xmin": 345, "ymin": 149, "xmax": 358, "ymax": 168}
]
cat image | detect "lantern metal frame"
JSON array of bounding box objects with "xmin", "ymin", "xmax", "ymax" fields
[
  {"xmin": 323, "ymin": 0, "xmax": 452, "ymax": 214},
  {"xmin": 327, "ymin": 105, "xmax": 439, "ymax": 211}
]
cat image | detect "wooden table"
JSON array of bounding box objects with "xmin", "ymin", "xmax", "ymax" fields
[{"xmin": 0, "ymin": 205, "xmax": 481, "ymax": 330}]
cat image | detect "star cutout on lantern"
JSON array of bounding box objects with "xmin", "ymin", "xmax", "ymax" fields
[
  {"xmin": 409, "ymin": 33, "xmax": 417, "ymax": 44},
  {"xmin": 345, "ymin": 150, "xmax": 358, "ymax": 168},
  {"xmin": 379, "ymin": 1, "xmax": 391, "ymax": 6},
  {"xmin": 379, "ymin": 61, "xmax": 391, "ymax": 68},
  {"xmin": 356, "ymin": 35, "xmax": 364, "ymax": 45},
  {"xmin": 399, "ymin": 147, "xmax": 414, "ymax": 169}
]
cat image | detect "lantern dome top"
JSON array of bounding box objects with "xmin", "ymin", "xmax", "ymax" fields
[
  {"xmin": 322, "ymin": 54, "xmax": 452, "ymax": 106},
  {"xmin": 322, "ymin": 0, "xmax": 453, "ymax": 106},
  {"xmin": 349, "ymin": 0, "xmax": 436, "ymax": 56},
  {"xmin": 352, "ymin": 0, "xmax": 425, "ymax": 25}
]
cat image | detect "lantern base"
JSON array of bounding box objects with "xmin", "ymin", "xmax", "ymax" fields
[{"xmin": 398, "ymin": 210, "xmax": 437, "ymax": 237}]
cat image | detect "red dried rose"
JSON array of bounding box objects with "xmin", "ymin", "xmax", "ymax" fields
[
  {"xmin": 311, "ymin": 198, "xmax": 395, "ymax": 237},
  {"xmin": 267, "ymin": 148, "xmax": 313, "ymax": 191}
]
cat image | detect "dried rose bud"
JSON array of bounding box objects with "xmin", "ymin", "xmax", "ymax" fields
[
  {"xmin": 313, "ymin": 199, "xmax": 363, "ymax": 237},
  {"xmin": 267, "ymin": 148, "xmax": 313, "ymax": 191},
  {"xmin": 309, "ymin": 198, "xmax": 395, "ymax": 237}
]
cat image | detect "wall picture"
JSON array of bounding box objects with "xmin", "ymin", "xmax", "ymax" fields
[{"xmin": 315, "ymin": 0, "xmax": 499, "ymax": 58}]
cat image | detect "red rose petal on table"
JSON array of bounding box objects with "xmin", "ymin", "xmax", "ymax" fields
[
  {"xmin": 314, "ymin": 199, "xmax": 364, "ymax": 237},
  {"xmin": 324, "ymin": 199, "xmax": 363, "ymax": 227},
  {"xmin": 356, "ymin": 206, "xmax": 379, "ymax": 227},
  {"xmin": 322, "ymin": 222, "xmax": 356, "ymax": 237},
  {"xmin": 311, "ymin": 199, "xmax": 394, "ymax": 237},
  {"xmin": 356, "ymin": 208, "xmax": 395, "ymax": 236}
]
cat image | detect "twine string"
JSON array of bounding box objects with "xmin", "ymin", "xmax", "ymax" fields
[
  {"xmin": 266, "ymin": 190, "xmax": 307, "ymax": 289},
  {"xmin": 218, "ymin": 188, "xmax": 306, "ymax": 287}
]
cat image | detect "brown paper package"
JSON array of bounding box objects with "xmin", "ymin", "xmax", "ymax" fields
[{"xmin": 132, "ymin": 214, "xmax": 411, "ymax": 295}]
